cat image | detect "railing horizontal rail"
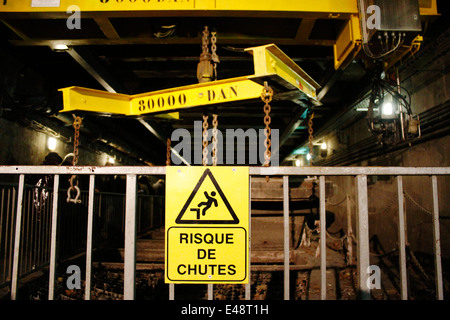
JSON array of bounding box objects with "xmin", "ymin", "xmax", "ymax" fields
[{"xmin": 1, "ymin": 165, "xmax": 450, "ymax": 176}]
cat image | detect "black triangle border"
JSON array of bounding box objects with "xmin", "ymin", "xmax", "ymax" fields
[{"xmin": 175, "ymin": 168, "xmax": 240, "ymax": 224}]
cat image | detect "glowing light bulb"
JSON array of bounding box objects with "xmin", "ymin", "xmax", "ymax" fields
[
  {"xmin": 382, "ymin": 102, "xmax": 393, "ymax": 116},
  {"xmin": 47, "ymin": 137, "xmax": 57, "ymax": 151}
]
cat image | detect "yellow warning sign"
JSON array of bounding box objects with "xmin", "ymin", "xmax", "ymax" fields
[{"xmin": 165, "ymin": 167, "xmax": 249, "ymax": 284}]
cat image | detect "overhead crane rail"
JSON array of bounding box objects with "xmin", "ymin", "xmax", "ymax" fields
[{"xmin": 0, "ymin": 0, "xmax": 439, "ymax": 70}]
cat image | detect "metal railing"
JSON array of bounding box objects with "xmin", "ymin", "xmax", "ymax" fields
[
  {"xmin": 0, "ymin": 175, "xmax": 164, "ymax": 292},
  {"xmin": 0, "ymin": 165, "xmax": 448, "ymax": 300}
]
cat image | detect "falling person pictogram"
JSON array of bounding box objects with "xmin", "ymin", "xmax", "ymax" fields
[{"xmin": 190, "ymin": 191, "xmax": 218, "ymax": 219}]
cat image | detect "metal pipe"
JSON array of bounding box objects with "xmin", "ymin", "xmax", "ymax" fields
[
  {"xmin": 283, "ymin": 175, "xmax": 290, "ymax": 300},
  {"xmin": 319, "ymin": 175, "xmax": 327, "ymax": 300},
  {"xmin": 431, "ymin": 175, "xmax": 444, "ymax": 300},
  {"xmin": 85, "ymin": 175, "xmax": 95, "ymax": 300},
  {"xmin": 124, "ymin": 175, "xmax": 137, "ymax": 300},
  {"xmin": 396, "ymin": 68, "xmax": 406, "ymax": 141},
  {"xmin": 11, "ymin": 174, "xmax": 25, "ymax": 300},
  {"xmin": 356, "ymin": 175, "xmax": 370, "ymax": 300},
  {"xmin": 48, "ymin": 175, "xmax": 59, "ymax": 300},
  {"xmin": 396, "ymin": 176, "xmax": 408, "ymax": 300}
]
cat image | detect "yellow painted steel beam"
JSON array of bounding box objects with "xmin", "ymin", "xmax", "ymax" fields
[
  {"xmin": 245, "ymin": 44, "xmax": 320, "ymax": 101},
  {"xmin": 59, "ymin": 44, "xmax": 320, "ymax": 116},
  {"xmin": 333, "ymin": 15, "xmax": 362, "ymax": 70},
  {"xmin": 130, "ymin": 77, "xmax": 264, "ymax": 116},
  {"xmin": 1, "ymin": 0, "xmax": 358, "ymax": 14},
  {"xmin": 0, "ymin": 0, "xmax": 437, "ymax": 18},
  {"xmin": 60, "ymin": 77, "xmax": 265, "ymax": 116}
]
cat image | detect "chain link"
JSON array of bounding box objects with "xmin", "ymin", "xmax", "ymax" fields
[
  {"xmin": 202, "ymin": 115, "xmax": 209, "ymax": 166},
  {"xmin": 197, "ymin": 26, "xmax": 213, "ymax": 83},
  {"xmin": 211, "ymin": 31, "xmax": 220, "ymax": 80},
  {"xmin": 68, "ymin": 114, "xmax": 82, "ymax": 204},
  {"xmin": 308, "ymin": 112, "xmax": 314, "ymax": 165},
  {"xmin": 212, "ymin": 114, "xmax": 218, "ymax": 166},
  {"xmin": 166, "ymin": 138, "xmax": 171, "ymax": 166},
  {"xmin": 202, "ymin": 26, "xmax": 210, "ymax": 54},
  {"xmin": 261, "ymin": 81, "xmax": 273, "ymax": 167},
  {"xmin": 72, "ymin": 115, "xmax": 82, "ymax": 166},
  {"xmin": 197, "ymin": 26, "xmax": 219, "ymax": 82}
]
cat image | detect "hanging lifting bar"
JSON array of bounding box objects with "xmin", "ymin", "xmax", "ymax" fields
[{"xmin": 58, "ymin": 44, "xmax": 321, "ymax": 117}]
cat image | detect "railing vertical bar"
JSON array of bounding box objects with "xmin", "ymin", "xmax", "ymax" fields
[
  {"xmin": 0, "ymin": 188, "xmax": 4, "ymax": 284},
  {"xmin": 11, "ymin": 174, "xmax": 25, "ymax": 300},
  {"xmin": 43, "ymin": 191, "xmax": 50, "ymax": 268},
  {"xmin": 207, "ymin": 284, "xmax": 213, "ymax": 300},
  {"xmin": 48, "ymin": 174, "xmax": 59, "ymax": 300},
  {"xmin": 36, "ymin": 190, "xmax": 43, "ymax": 268},
  {"xmin": 245, "ymin": 176, "xmax": 252, "ymax": 300},
  {"xmin": 23, "ymin": 191, "xmax": 31, "ymax": 276},
  {"xmin": 283, "ymin": 175, "xmax": 289, "ymax": 300},
  {"xmin": 29, "ymin": 191, "xmax": 35, "ymax": 275},
  {"xmin": 124, "ymin": 174, "xmax": 137, "ymax": 300},
  {"xmin": 8, "ymin": 189, "xmax": 16, "ymax": 284},
  {"xmin": 396, "ymin": 176, "xmax": 408, "ymax": 300},
  {"xmin": 346, "ymin": 196, "xmax": 354, "ymax": 265},
  {"xmin": 169, "ymin": 284, "xmax": 175, "ymax": 300},
  {"xmin": 431, "ymin": 175, "xmax": 444, "ymax": 300},
  {"xmin": 85, "ymin": 175, "xmax": 95, "ymax": 300},
  {"xmin": 355, "ymin": 175, "xmax": 370, "ymax": 300},
  {"xmin": 319, "ymin": 175, "xmax": 327, "ymax": 300}
]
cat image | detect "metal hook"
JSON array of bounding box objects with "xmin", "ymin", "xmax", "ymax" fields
[
  {"xmin": 67, "ymin": 175, "xmax": 81, "ymax": 204},
  {"xmin": 67, "ymin": 185, "xmax": 81, "ymax": 204}
]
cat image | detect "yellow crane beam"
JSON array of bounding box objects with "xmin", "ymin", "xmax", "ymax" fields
[
  {"xmin": 2, "ymin": 0, "xmax": 358, "ymax": 15},
  {"xmin": 0, "ymin": 0, "xmax": 437, "ymax": 19},
  {"xmin": 59, "ymin": 44, "xmax": 321, "ymax": 116},
  {"xmin": 1, "ymin": 0, "xmax": 439, "ymax": 71}
]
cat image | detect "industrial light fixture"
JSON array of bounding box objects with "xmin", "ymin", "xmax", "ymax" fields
[
  {"xmin": 381, "ymin": 101, "xmax": 394, "ymax": 117},
  {"xmin": 380, "ymin": 94, "xmax": 397, "ymax": 119},
  {"xmin": 107, "ymin": 156, "xmax": 115, "ymax": 165},
  {"xmin": 366, "ymin": 68, "xmax": 421, "ymax": 145},
  {"xmin": 47, "ymin": 137, "xmax": 57, "ymax": 151},
  {"xmin": 320, "ymin": 142, "xmax": 328, "ymax": 158},
  {"xmin": 356, "ymin": 0, "xmax": 422, "ymax": 145},
  {"xmin": 295, "ymin": 159, "xmax": 301, "ymax": 167},
  {"xmin": 51, "ymin": 44, "xmax": 70, "ymax": 52},
  {"xmin": 306, "ymin": 153, "xmax": 312, "ymax": 161}
]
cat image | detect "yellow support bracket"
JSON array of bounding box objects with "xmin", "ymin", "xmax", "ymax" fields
[{"xmin": 59, "ymin": 44, "xmax": 321, "ymax": 117}]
